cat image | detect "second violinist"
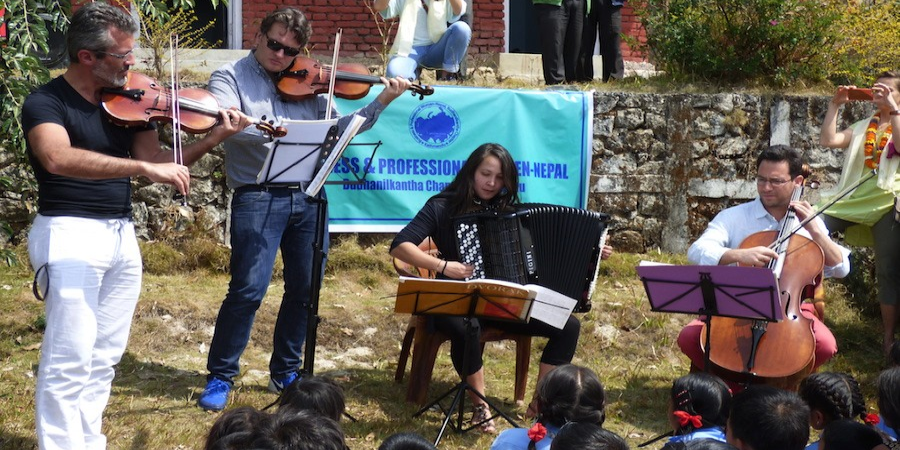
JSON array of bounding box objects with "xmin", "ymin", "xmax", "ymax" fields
[{"xmin": 197, "ymin": 7, "xmax": 412, "ymax": 411}]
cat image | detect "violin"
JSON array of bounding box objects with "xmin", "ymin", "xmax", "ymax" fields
[
  {"xmin": 276, "ymin": 56, "xmax": 434, "ymax": 101},
  {"xmin": 700, "ymin": 166, "xmax": 823, "ymax": 391},
  {"xmin": 101, "ymin": 71, "xmax": 286, "ymax": 138}
]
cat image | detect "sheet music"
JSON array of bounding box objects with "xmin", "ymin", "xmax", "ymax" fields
[
  {"xmin": 394, "ymin": 276, "xmax": 576, "ymax": 330},
  {"xmin": 528, "ymin": 285, "xmax": 578, "ymax": 329},
  {"xmin": 256, "ymin": 118, "xmax": 339, "ymax": 185},
  {"xmin": 306, "ymin": 115, "xmax": 365, "ymax": 197}
]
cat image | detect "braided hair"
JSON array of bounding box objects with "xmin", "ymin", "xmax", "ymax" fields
[
  {"xmin": 669, "ymin": 373, "xmax": 731, "ymax": 435},
  {"xmin": 799, "ymin": 372, "xmax": 866, "ymax": 428}
]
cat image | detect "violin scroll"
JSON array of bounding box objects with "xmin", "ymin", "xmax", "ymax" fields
[
  {"xmin": 409, "ymin": 82, "xmax": 434, "ymax": 100},
  {"xmin": 253, "ymin": 115, "xmax": 287, "ymax": 139}
]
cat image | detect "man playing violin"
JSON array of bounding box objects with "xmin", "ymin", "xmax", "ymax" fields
[
  {"xmin": 197, "ymin": 7, "xmax": 412, "ymax": 411},
  {"xmin": 677, "ymin": 145, "xmax": 850, "ymax": 384},
  {"xmin": 20, "ymin": 3, "xmax": 249, "ymax": 448}
]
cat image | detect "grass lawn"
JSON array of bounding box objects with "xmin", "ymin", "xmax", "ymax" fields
[{"xmin": 0, "ymin": 235, "xmax": 887, "ymax": 449}]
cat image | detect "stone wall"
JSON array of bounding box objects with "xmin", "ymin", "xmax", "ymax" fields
[
  {"xmin": 588, "ymin": 92, "xmax": 867, "ymax": 254},
  {"xmin": 0, "ymin": 92, "xmax": 872, "ymax": 253}
]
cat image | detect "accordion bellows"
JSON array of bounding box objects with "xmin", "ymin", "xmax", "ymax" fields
[{"xmin": 454, "ymin": 203, "xmax": 610, "ymax": 313}]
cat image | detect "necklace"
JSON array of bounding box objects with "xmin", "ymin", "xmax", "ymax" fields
[{"xmin": 864, "ymin": 114, "xmax": 892, "ymax": 169}]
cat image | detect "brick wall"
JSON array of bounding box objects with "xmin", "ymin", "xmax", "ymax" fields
[{"xmin": 240, "ymin": 0, "xmax": 646, "ymax": 62}]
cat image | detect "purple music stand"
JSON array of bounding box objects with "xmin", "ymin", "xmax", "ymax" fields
[{"xmin": 636, "ymin": 264, "xmax": 782, "ymax": 372}]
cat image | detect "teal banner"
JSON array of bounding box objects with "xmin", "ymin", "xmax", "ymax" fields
[{"xmin": 329, "ymin": 85, "xmax": 593, "ymax": 232}]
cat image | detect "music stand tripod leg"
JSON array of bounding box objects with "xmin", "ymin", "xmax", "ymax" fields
[
  {"xmin": 302, "ymin": 195, "xmax": 328, "ymax": 377},
  {"xmin": 413, "ymin": 313, "xmax": 520, "ymax": 446}
]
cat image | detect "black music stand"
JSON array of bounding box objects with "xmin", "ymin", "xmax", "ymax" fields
[
  {"xmin": 255, "ymin": 116, "xmax": 373, "ymax": 379},
  {"xmin": 395, "ymin": 277, "xmax": 528, "ymax": 446},
  {"xmin": 636, "ymin": 264, "xmax": 782, "ymax": 373}
]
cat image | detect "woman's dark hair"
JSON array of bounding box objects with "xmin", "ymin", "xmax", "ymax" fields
[
  {"xmin": 377, "ymin": 432, "xmax": 437, "ymax": 450},
  {"xmin": 670, "ymin": 372, "xmax": 731, "ymax": 434},
  {"xmin": 799, "ymin": 372, "xmax": 866, "ymax": 425},
  {"xmin": 535, "ymin": 364, "xmax": 606, "ymax": 427},
  {"xmin": 443, "ymin": 143, "xmax": 519, "ymax": 215},
  {"xmin": 877, "ymin": 367, "xmax": 900, "ymax": 436},
  {"xmin": 821, "ymin": 419, "xmax": 886, "ymax": 450},
  {"xmin": 277, "ymin": 375, "xmax": 345, "ymax": 422},
  {"xmin": 259, "ymin": 7, "xmax": 312, "ymax": 47},
  {"xmin": 549, "ymin": 423, "xmax": 628, "ymax": 450},
  {"xmin": 205, "ymin": 406, "xmax": 269, "ymax": 450}
]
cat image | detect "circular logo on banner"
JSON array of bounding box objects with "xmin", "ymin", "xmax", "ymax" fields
[{"xmin": 408, "ymin": 102, "xmax": 461, "ymax": 149}]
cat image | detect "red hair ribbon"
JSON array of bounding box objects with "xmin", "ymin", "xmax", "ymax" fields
[
  {"xmin": 674, "ymin": 410, "xmax": 703, "ymax": 428},
  {"xmin": 864, "ymin": 413, "xmax": 881, "ymax": 426},
  {"xmin": 528, "ymin": 422, "xmax": 548, "ymax": 442}
]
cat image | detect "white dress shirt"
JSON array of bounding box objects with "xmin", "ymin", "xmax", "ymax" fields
[{"xmin": 687, "ymin": 198, "xmax": 851, "ymax": 279}]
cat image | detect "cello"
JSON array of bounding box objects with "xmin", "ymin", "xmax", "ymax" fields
[{"xmin": 700, "ymin": 166, "xmax": 824, "ymax": 391}]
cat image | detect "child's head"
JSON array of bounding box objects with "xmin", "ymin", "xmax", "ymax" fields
[
  {"xmin": 668, "ymin": 373, "xmax": 731, "ymax": 435},
  {"xmin": 378, "ymin": 432, "xmax": 438, "ymax": 450},
  {"xmin": 549, "ymin": 423, "xmax": 628, "ymax": 450},
  {"xmin": 877, "ymin": 367, "xmax": 900, "ymax": 430},
  {"xmin": 277, "ymin": 375, "xmax": 345, "ymax": 422},
  {"xmin": 798, "ymin": 372, "xmax": 866, "ymax": 430},
  {"xmin": 534, "ymin": 364, "xmax": 606, "ymax": 427},
  {"xmin": 727, "ymin": 385, "xmax": 809, "ymax": 450},
  {"xmin": 205, "ymin": 406, "xmax": 269, "ymax": 450},
  {"xmin": 820, "ymin": 419, "xmax": 887, "ymax": 450}
]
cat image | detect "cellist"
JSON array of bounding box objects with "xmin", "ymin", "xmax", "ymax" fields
[{"xmin": 677, "ymin": 145, "xmax": 850, "ymax": 383}]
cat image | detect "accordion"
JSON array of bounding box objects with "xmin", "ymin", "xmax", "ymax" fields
[{"xmin": 453, "ymin": 203, "xmax": 610, "ymax": 312}]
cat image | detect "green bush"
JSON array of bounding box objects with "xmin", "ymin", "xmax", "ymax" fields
[{"xmin": 637, "ymin": 0, "xmax": 842, "ymax": 86}]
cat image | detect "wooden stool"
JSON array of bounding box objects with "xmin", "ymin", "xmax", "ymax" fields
[{"xmin": 395, "ymin": 315, "xmax": 532, "ymax": 405}]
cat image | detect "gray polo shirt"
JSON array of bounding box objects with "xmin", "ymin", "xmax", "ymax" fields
[{"xmin": 208, "ymin": 51, "xmax": 386, "ymax": 189}]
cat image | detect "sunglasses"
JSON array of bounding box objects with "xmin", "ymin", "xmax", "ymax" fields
[{"xmin": 265, "ymin": 36, "xmax": 302, "ymax": 57}]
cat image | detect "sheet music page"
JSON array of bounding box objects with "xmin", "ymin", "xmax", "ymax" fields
[
  {"xmin": 306, "ymin": 114, "xmax": 366, "ymax": 197},
  {"xmin": 256, "ymin": 118, "xmax": 339, "ymax": 185},
  {"xmin": 527, "ymin": 285, "xmax": 577, "ymax": 329},
  {"xmin": 395, "ymin": 276, "xmax": 535, "ymax": 322}
]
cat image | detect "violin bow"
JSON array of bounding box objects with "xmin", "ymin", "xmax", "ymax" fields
[
  {"xmin": 169, "ymin": 33, "xmax": 188, "ymax": 206},
  {"xmin": 325, "ymin": 29, "xmax": 342, "ymax": 120},
  {"xmin": 772, "ymin": 169, "xmax": 877, "ymax": 249}
]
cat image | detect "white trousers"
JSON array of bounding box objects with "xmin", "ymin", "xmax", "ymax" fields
[{"xmin": 29, "ymin": 215, "xmax": 142, "ymax": 450}]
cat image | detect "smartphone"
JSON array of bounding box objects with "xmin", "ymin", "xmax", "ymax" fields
[{"xmin": 848, "ymin": 88, "xmax": 874, "ymax": 101}]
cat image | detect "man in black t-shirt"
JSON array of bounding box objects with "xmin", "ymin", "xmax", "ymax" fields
[{"xmin": 21, "ymin": 3, "xmax": 247, "ymax": 448}]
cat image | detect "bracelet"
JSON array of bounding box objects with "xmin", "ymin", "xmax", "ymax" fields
[
  {"xmin": 441, "ymin": 260, "xmax": 448, "ymax": 275},
  {"xmin": 890, "ymin": 110, "xmax": 900, "ymax": 116}
]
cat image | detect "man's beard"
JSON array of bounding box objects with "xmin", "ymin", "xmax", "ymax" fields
[{"xmin": 92, "ymin": 61, "xmax": 128, "ymax": 87}]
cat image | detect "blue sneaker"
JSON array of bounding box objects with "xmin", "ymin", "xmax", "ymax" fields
[
  {"xmin": 198, "ymin": 378, "xmax": 231, "ymax": 411},
  {"xmin": 268, "ymin": 371, "xmax": 300, "ymax": 393}
]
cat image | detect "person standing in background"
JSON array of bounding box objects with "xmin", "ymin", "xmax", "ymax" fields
[
  {"xmin": 534, "ymin": 0, "xmax": 585, "ymax": 85},
  {"xmin": 576, "ymin": 0, "xmax": 624, "ymax": 82}
]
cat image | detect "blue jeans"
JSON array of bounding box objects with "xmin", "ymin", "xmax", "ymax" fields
[
  {"xmin": 206, "ymin": 186, "xmax": 329, "ymax": 382},
  {"xmin": 386, "ymin": 21, "xmax": 472, "ymax": 79}
]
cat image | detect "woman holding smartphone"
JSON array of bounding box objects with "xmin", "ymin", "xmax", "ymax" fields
[{"xmin": 820, "ymin": 71, "xmax": 900, "ymax": 358}]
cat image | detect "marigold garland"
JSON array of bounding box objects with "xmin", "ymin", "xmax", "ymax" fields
[{"xmin": 865, "ymin": 114, "xmax": 892, "ymax": 170}]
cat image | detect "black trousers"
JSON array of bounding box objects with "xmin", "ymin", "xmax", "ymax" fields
[
  {"xmin": 535, "ymin": 0, "xmax": 585, "ymax": 85},
  {"xmin": 576, "ymin": 0, "xmax": 623, "ymax": 82},
  {"xmin": 432, "ymin": 314, "xmax": 581, "ymax": 377}
]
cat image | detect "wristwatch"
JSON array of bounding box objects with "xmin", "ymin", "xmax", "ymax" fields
[{"xmin": 891, "ymin": 110, "xmax": 900, "ymax": 116}]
